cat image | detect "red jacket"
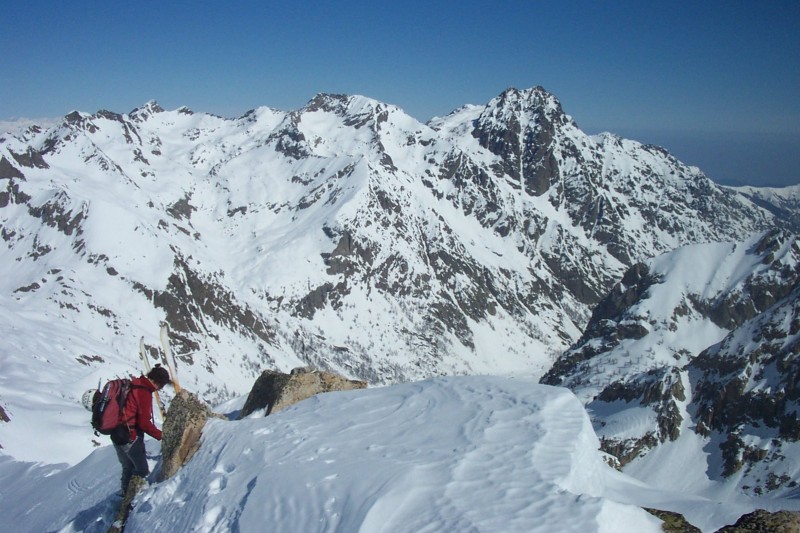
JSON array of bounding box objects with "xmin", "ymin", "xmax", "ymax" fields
[{"xmin": 123, "ymin": 376, "xmax": 162, "ymax": 441}]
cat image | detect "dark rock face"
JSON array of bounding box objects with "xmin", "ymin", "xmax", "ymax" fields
[
  {"xmin": 541, "ymin": 263, "xmax": 660, "ymax": 386},
  {"xmin": 591, "ymin": 366, "xmax": 686, "ymax": 466},
  {"xmin": 589, "ymin": 264, "xmax": 659, "ymax": 328},
  {"xmin": 688, "ymin": 281, "xmax": 800, "ymax": 486},
  {"xmin": 543, "ymin": 230, "xmax": 800, "ymax": 493},
  {"xmin": 472, "ymin": 87, "xmax": 568, "ymax": 197},
  {"xmin": 239, "ymin": 367, "xmax": 367, "ymax": 418},
  {"xmin": 715, "ymin": 509, "xmax": 800, "ymax": 532},
  {"xmin": 23, "ymin": 190, "xmax": 85, "ymax": 237},
  {"xmin": 644, "ymin": 508, "xmax": 702, "ymax": 533},
  {"xmin": 270, "ymin": 113, "xmax": 311, "ymax": 160},
  {"xmin": 144, "ymin": 255, "xmax": 278, "ymax": 364},
  {"xmin": 9, "ymin": 146, "xmax": 49, "ymax": 169},
  {"xmin": 1, "ymin": 156, "xmax": 26, "ymax": 181}
]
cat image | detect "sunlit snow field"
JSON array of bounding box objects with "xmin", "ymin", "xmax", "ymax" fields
[{"xmin": 1, "ymin": 377, "xmax": 795, "ymax": 533}]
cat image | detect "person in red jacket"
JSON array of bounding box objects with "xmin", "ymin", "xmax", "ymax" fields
[{"xmin": 113, "ymin": 364, "xmax": 171, "ymax": 495}]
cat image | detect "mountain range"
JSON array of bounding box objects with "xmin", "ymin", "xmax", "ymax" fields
[{"xmin": 1, "ymin": 86, "xmax": 798, "ymax": 502}]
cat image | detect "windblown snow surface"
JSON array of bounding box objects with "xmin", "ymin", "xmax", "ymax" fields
[{"xmin": 1, "ymin": 377, "xmax": 794, "ymax": 533}]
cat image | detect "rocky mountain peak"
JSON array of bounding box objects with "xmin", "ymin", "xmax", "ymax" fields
[
  {"xmin": 61, "ymin": 110, "xmax": 97, "ymax": 132},
  {"xmin": 129, "ymin": 100, "xmax": 165, "ymax": 122},
  {"xmin": 491, "ymin": 86, "xmax": 568, "ymax": 121},
  {"xmin": 301, "ymin": 92, "xmax": 408, "ymax": 136},
  {"xmin": 476, "ymin": 86, "xmax": 574, "ymax": 135},
  {"xmin": 305, "ymin": 93, "xmax": 352, "ymax": 114},
  {"xmin": 469, "ymin": 86, "xmax": 575, "ymax": 196}
]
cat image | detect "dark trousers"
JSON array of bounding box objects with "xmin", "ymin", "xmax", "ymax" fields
[{"xmin": 114, "ymin": 434, "xmax": 149, "ymax": 493}]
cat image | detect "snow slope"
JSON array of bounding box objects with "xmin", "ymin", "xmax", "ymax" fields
[{"xmin": 2, "ymin": 376, "xmax": 789, "ymax": 533}]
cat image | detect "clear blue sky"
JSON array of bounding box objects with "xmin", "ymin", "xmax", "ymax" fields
[{"xmin": 3, "ymin": 1, "xmax": 798, "ymax": 186}]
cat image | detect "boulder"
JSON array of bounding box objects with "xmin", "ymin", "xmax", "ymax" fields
[
  {"xmin": 159, "ymin": 389, "xmax": 225, "ymax": 481},
  {"xmin": 644, "ymin": 508, "xmax": 701, "ymax": 533},
  {"xmin": 239, "ymin": 367, "xmax": 367, "ymax": 419},
  {"xmin": 715, "ymin": 509, "xmax": 800, "ymax": 532}
]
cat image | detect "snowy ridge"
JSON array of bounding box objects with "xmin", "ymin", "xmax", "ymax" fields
[
  {"xmin": 545, "ymin": 232, "xmax": 798, "ymax": 399},
  {"xmin": 732, "ymin": 183, "xmax": 800, "ymax": 233},
  {"xmin": 4, "ymin": 376, "xmax": 785, "ymax": 533}
]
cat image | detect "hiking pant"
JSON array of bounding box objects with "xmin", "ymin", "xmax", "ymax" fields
[{"xmin": 114, "ymin": 434, "xmax": 149, "ymax": 493}]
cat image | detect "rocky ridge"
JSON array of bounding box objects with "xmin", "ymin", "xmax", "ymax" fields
[{"xmin": 543, "ymin": 229, "xmax": 800, "ymax": 495}]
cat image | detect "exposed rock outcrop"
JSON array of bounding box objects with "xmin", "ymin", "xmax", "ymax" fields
[
  {"xmin": 146, "ymin": 368, "xmax": 366, "ymax": 483},
  {"xmin": 593, "ymin": 366, "xmax": 686, "ymax": 466},
  {"xmin": 542, "ymin": 231, "xmax": 800, "ymax": 494},
  {"xmin": 644, "ymin": 508, "xmax": 800, "ymax": 533},
  {"xmin": 239, "ymin": 367, "xmax": 367, "ymax": 418},
  {"xmin": 159, "ymin": 389, "xmax": 225, "ymax": 481},
  {"xmin": 644, "ymin": 508, "xmax": 701, "ymax": 533},
  {"xmin": 715, "ymin": 509, "xmax": 800, "ymax": 532}
]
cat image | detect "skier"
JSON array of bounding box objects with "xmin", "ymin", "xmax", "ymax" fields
[{"xmin": 113, "ymin": 364, "xmax": 172, "ymax": 495}]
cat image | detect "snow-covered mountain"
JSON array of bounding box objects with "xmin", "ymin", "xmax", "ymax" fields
[
  {"xmin": 543, "ymin": 229, "xmax": 800, "ymax": 496},
  {"xmin": 0, "ymin": 86, "xmax": 793, "ymax": 472},
  {"xmin": 732, "ymin": 184, "xmax": 800, "ymax": 233}
]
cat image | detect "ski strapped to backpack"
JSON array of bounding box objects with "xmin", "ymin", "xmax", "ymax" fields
[
  {"xmin": 160, "ymin": 324, "xmax": 182, "ymax": 393},
  {"xmin": 139, "ymin": 336, "xmax": 166, "ymax": 420}
]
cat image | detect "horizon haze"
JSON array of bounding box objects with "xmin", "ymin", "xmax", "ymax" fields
[{"xmin": 2, "ymin": 1, "xmax": 798, "ymax": 187}]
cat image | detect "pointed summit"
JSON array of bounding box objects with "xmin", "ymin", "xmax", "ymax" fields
[
  {"xmin": 129, "ymin": 100, "xmax": 165, "ymax": 122},
  {"xmin": 302, "ymin": 92, "xmax": 402, "ymax": 130},
  {"xmin": 489, "ymin": 86, "xmax": 567, "ymax": 120},
  {"xmin": 304, "ymin": 93, "xmax": 352, "ymax": 114},
  {"xmin": 472, "ymin": 86, "xmax": 573, "ymax": 196}
]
